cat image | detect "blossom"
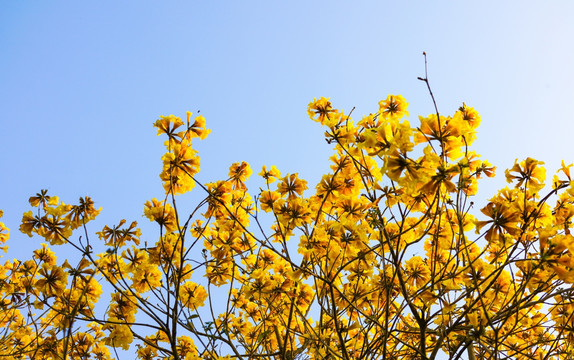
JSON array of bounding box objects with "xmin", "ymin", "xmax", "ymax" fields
[
  {"xmin": 308, "ymin": 97, "xmax": 336, "ymax": 125},
  {"xmin": 378, "ymin": 94, "xmax": 409, "ymax": 120},
  {"xmin": 277, "ymin": 173, "xmax": 308, "ymax": 199}
]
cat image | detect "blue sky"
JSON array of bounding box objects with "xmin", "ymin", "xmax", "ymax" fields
[{"xmin": 2, "ymin": 1, "xmax": 574, "ymax": 259}]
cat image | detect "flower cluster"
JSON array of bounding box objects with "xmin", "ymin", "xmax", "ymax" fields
[
  {"xmin": 154, "ymin": 112, "xmax": 211, "ymax": 195},
  {"xmin": 1, "ymin": 96, "xmax": 574, "ymax": 360}
]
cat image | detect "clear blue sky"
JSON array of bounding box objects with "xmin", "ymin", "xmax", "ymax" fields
[{"xmin": 2, "ymin": 2, "xmax": 574, "ymax": 259}]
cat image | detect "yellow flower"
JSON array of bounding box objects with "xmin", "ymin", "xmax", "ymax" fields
[
  {"xmin": 37, "ymin": 210, "xmax": 73, "ymax": 245},
  {"xmin": 137, "ymin": 345, "xmax": 158, "ymax": 360},
  {"xmin": 259, "ymin": 190, "xmax": 280, "ymax": 212},
  {"xmin": 308, "ymin": 97, "xmax": 336, "ymax": 125},
  {"xmin": 77, "ymin": 276, "xmax": 103, "ymax": 303},
  {"xmin": 28, "ymin": 189, "xmax": 59, "ymax": 208},
  {"xmin": 205, "ymin": 259, "xmax": 233, "ymax": 286},
  {"xmin": 177, "ymin": 335, "xmax": 200, "ymax": 360},
  {"xmin": 105, "ymin": 324, "xmax": 133, "ymax": 350},
  {"xmin": 20, "ymin": 211, "xmax": 40, "ymax": 237},
  {"xmin": 160, "ymin": 142, "xmax": 200, "ymax": 195},
  {"xmin": 132, "ymin": 264, "xmax": 162, "ymax": 293},
  {"xmin": 385, "ymin": 150, "xmax": 419, "ymax": 181},
  {"xmin": 420, "ymin": 165, "xmax": 458, "ymax": 194},
  {"xmin": 558, "ymin": 160, "xmax": 573, "ymax": 181},
  {"xmin": 204, "ymin": 180, "xmax": 233, "ymax": 218},
  {"xmin": 505, "ymin": 157, "xmax": 546, "ymax": 193},
  {"xmin": 154, "ymin": 114, "xmax": 184, "ymax": 141},
  {"xmin": 33, "ymin": 243, "xmax": 57, "ymax": 266},
  {"xmin": 190, "ymin": 219, "xmax": 209, "ymax": 238},
  {"xmin": 184, "ymin": 113, "xmax": 211, "ymax": 140},
  {"xmin": 228, "ymin": 161, "xmax": 252, "ymax": 190},
  {"xmin": 259, "ymin": 165, "xmax": 281, "ymax": 183},
  {"xmin": 378, "ymin": 94, "xmax": 408, "ymax": 120},
  {"xmin": 404, "ymin": 256, "xmax": 430, "ymax": 287},
  {"xmin": 97, "ymin": 219, "xmax": 141, "ymax": 247},
  {"xmin": 475, "ymin": 202, "xmax": 521, "ymax": 242},
  {"xmin": 36, "ymin": 264, "xmax": 68, "ymax": 296},
  {"xmin": 122, "ymin": 246, "xmax": 148, "ymax": 273},
  {"xmin": 277, "ymin": 173, "xmax": 308, "ymax": 199},
  {"xmin": 179, "ymin": 281, "xmax": 207, "ymax": 309},
  {"xmin": 477, "ymin": 160, "xmax": 496, "ymax": 178},
  {"xmin": 144, "ymin": 198, "xmax": 178, "ymax": 232},
  {"xmin": 456, "ymin": 102, "xmax": 481, "ymax": 129},
  {"xmin": 96, "ymin": 252, "xmax": 126, "ymax": 284},
  {"xmin": 108, "ymin": 292, "xmax": 138, "ymax": 323},
  {"xmin": 0, "ymin": 209, "xmax": 8, "ymax": 246},
  {"xmin": 65, "ymin": 196, "xmax": 101, "ymax": 229}
]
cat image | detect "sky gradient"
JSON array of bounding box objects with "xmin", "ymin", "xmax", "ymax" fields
[{"xmin": 2, "ymin": 2, "xmax": 574, "ymax": 259}]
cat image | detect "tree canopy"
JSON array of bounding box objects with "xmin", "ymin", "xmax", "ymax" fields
[{"xmin": 1, "ymin": 86, "xmax": 574, "ymax": 360}]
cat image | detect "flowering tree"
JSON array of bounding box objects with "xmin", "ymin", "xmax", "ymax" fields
[{"xmin": 1, "ymin": 80, "xmax": 574, "ymax": 360}]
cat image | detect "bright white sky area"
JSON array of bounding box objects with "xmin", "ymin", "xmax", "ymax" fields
[{"xmin": 1, "ymin": 2, "xmax": 574, "ymax": 260}]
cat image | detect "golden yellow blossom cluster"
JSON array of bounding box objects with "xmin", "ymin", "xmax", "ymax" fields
[
  {"xmin": 0, "ymin": 95, "xmax": 573, "ymax": 360},
  {"xmin": 154, "ymin": 112, "xmax": 210, "ymax": 195}
]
